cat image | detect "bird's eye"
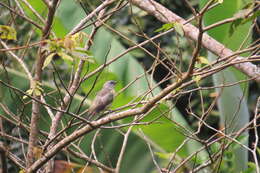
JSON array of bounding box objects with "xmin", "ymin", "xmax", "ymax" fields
[{"xmin": 109, "ymin": 81, "xmax": 116, "ymax": 85}]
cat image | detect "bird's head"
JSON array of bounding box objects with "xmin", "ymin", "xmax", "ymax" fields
[{"xmin": 103, "ymin": 80, "xmax": 117, "ymax": 89}]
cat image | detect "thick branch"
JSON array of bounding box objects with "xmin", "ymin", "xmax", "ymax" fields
[
  {"xmin": 26, "ymin": 0, "xmax": 59, "ymax": 169},
  {"xmin": 129, "ymin": 0, "xmax": 260, "ymax": 82}
]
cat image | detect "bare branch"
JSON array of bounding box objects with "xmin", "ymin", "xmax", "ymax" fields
[{"xmin": 129, "ymin": 0, "xmax": 260, "ymax": 81}]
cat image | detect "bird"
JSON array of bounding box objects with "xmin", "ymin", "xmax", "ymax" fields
[{"xmin": 86, "ymin": 80, "xmax": 117, "ymax": 120}]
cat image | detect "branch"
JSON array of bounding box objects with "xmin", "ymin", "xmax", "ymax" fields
[
  {"xmin": 129, "ymin": 0, "xmax": 260, "ymax": 82},
  {"xmin": 26, "ymin": 0, "xmax": 59, "ymax": 168},
  {"xmin": 69, "ymin": 0, "xmax": 115, "ymax": 35},
  {"xmin": 0, "ymin": 40, "xmax": 33, "ymax": 82}
]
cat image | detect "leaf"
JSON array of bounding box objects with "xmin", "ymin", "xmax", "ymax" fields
[
  {"xmin": 256, "ymin": 147, "xmax": 260, "ymax": 156},
  {"xmin": 193, "ymin": 75, "xmax": 202, "ymax": 83},
  {"xmin": 57, "ymin": 52, "xmax": 73, "ymax": 61},
  {"xmin": 218, "ymin": 0, "xmax": 224, "ymax": 4},
  {"xmin": 241, "ymin": 10, "xmax": 260, "ymax": 24},
  {"xmin": 229, "ymin": 19, "xmax": 243, "ymax": 36},
  {"xmin": 71, "ymin": 32, "xmax": 86, "ymax": 46},
  {"xmin": 195, "ymin": 62, "xmax": 202, "ymax": 68},
  {"xmin": 42, "ymin": 53, "xmax": 56, "ymax": 69},
  {"xmin": 155, "ymin": 22, "xmax": 184, "ymax": 36},
  {"xmin": 23, "ymin": 88, "xmax": 34, "ymax": 99},
  {"xmin": 173, "ymin": 22, "xmax": 184, "ymax": 36},
  {"xmin": 0, "ymin": 25, "xmax": 17, "ymax": 40},
  {"xmin": 63, "ymin": 36, "xmax": 76, "ymax": 50},
  {"xmin": 197, "ymin": 56, "xmax": 210, "ymax": 65},
  {"xmin": 155, "ymin": 152, "xmax": 172, "ymax": 159},
  {"xmin": 19, "ymin": 170, "xmax": 26, "ymax": 173},
  {"xmin": 155, "ymin": 23, "xmax": 175, "ymax": 32},
  {"xmin": 74, "ymin": 49, "xmax": 93, "ymax": 57},
  {"xmin": 34, "ymin": 88, "xmax": 42, "ymax": 96}
]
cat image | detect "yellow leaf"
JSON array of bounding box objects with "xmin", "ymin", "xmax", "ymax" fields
[
  {"xmin": 197, "ymin": 56, "xmax": 209, "ymax": 65},
  {"xmin": 19, "ymin": 169, "xmax": 26, "ymax": 173},
  {"xmin": 71, "ymin": 32, "xmax": 85, "ymax": 46},
  {"xmin": 34, "ymin": 88, "xmax": 42, "ymax": 96},
  {"xmin": 33, "ymin": 147, "xmax": 43, "ymax": 159},
  {"xmin": 58, "ymin": 52, "xmax": 73, "ymax": 61},
  {"xmin": 193, "ymin": 75, "xmax": 202, "ymax": 83},
  {"xmin": 42, "ymin": 53, "xmax": 55, "ymax": 69},
  {"xmin": 0, "ymin": 25, "xmax": 17, "ymax": 40},
  {"xmin": 23, "ymin": 88, "xmax": 34, "ymax": 99},
  {"xmin": 63, "ymin": 36, "xmax": 75, "ymax": 50}
]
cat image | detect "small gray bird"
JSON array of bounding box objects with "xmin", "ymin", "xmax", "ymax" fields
[{"xmin": 87, "ymin": 80, "xmax": 116, "ymax": 120}]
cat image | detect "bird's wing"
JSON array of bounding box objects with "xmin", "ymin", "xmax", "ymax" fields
[{"xmin": 88, "ymin": 88, "xmax": 114, "ymax": 115}]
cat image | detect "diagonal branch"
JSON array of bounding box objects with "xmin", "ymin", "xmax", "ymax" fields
[{"xmin": 129, "ymin": 0, "xmax": 260, "ymax": 82}]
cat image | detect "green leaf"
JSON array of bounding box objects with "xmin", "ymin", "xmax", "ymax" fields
[
  {"xmin": 155, "ymin": 152, "xmax": 172, "ymax": 159},
  {"xmin": 42, "ymin": 53, "xmax": 55, "ymax": 69},
  {"xmin": 155, "ymin": 22, "xmax": 184, "ymax": 36},
  {"xmin": 195, "ymin": 62, "xmax": 202, "ymax": 68},
  {"xmin": 229, "ymin": 18, "xmax": 243, "ymax": 36},
  {"xmin": 155, "ymin": 23, "xmax": 175, "ymax": 32},
  {"xmin": 256, "ymin": 147, "xmax": 260, "ymax": 156},
  {"xmin": 74, "ymin": 49, "xmax": 94, "ymax": 57},
  {"xmin": 243, "ymin": 162, "xmax": 257, "ymax": 173},
  {"xmin": 0, "ymin": 25, "xmax": 17, "ymax": 40},
  {"xmin": 241, "ymin": 10, "xmax": 260, "ymax": 24}
]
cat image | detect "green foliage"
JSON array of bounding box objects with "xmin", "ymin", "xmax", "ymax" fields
[
  {"xmin": 42, "ymin": 32, "xmax": 94, "ymax": 69},
  {"xmin": 155, "ymin": 22, "xmax": 184, "ymax": 36},
  {"xmin": 200, "ymin": 0, "xmax": 252, "ymax": 171},
  {"xmin": 23, "ymin": 81, "xmax": 43, "ymax": 99},
  {"xmin": 0, "ymin": 0, "xmax": 257, "ymax": 172}
]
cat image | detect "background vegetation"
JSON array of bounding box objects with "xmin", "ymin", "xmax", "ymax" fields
[{"xmin": 0, "ymin": 0, "xmax": 259, "ymax": 172}]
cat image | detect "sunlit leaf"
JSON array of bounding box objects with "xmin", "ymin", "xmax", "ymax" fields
[
  {"xmin": 155, "ymin": 23, "xmax": 175, "ymax": 32},
  {"xmin": 19, "ymin": 169, "xmax": 26, "ymax": 173},
  {"xmin": 195, "ymin": 62, "xmax": 202, "ymax": 68},
  {"xmin": 193, "ymin": 75, "xmax": 202, "ymax": 83},
  {"xmin": 42, "ymin": 53, "xmax": 56, "ymax": 69},
  {"xmin": 23, "ymin": 89, "xmax": 33, "ymax": 99},
  {"xmin": 197, "ymin": 56, "xmax": 210, "ymax": 65},
  {"xmin": 174, "ymin": 22, "xmax": 184, "ymax": 36},
  {"xmin": 0, "ymin": 25, "xmax": 17, "ymax": 40},
  {"xmin": 155, "ymin": 22, "xmax": 184, "ymax": 36},
  {"xmin": 71, "ymin": 32, "xmax": 86, "ymax": 46},
  {"xmin": 63, "ymin": 36, "xmax": 76, "ymax": 50},
  {"xmin": 155, "ymin": 152, "xmax": 172, "ymax": 159},
  {"xmin": 34, "ymin": 88, "xmax": 42, "ymax": 96},
  {"xmin": 57, "ymin": 52, "xmax": 73, "ymax": 61}
]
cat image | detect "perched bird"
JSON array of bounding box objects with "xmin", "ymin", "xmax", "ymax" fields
[{"xmin": 86, "ymin": 80, "xmax": 116, "ymax": 120}]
